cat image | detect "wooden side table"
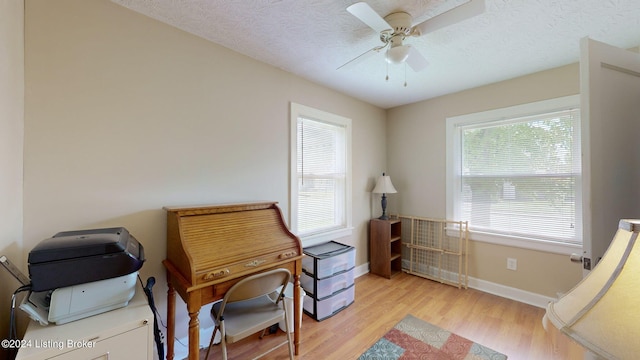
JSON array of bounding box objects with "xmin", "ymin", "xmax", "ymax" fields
[{"xmin": 369, "ymin": 218, "xmax": 402, "ymax": 278}]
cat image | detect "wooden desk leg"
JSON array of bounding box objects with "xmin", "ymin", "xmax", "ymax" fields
[
  {"xmin": 188, "ymin": 309, "xmax": 200, "ymax": 360},
  {"xmin": 166, "ymin": 278, "xmax": 176, "ymax": 360},
  {"xmin": 293, "ymin": 274, "xmax": 301, "ymax": 355}
]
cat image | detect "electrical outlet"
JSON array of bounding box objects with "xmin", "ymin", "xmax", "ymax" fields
[{"xmin": 507, "ymin": 258, "xmax": 517, "ymax": 271}]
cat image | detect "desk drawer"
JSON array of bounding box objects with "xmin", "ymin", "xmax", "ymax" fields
[{"xmin": 196, "ymin": 249, "xmax": 297, "ymax": 285}]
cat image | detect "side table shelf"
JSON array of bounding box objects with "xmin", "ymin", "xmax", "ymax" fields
[{"xmin": 370, "ymin": 218, "xmax": 402, "ymax": 279}]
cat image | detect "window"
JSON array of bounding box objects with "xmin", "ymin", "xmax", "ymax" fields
[
  {"xmin": 446, "ymin": 95, "xmax": 581, "ymax": 253},
  {"xmin": 290, "ymin": 103, "xmax": 352, "ymax": 246}
]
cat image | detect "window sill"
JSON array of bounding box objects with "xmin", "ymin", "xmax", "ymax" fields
[
  {"xmin": 468, "ymin": 230, "xmax": 582, "ymax": 256},
  {"xmin": 299, "ymin": 227, "xmax": 353, "ymax": 248}
]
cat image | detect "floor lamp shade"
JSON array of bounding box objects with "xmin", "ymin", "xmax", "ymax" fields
[
  {"xmin": 543, "ymin": 219, "xmax": 640, "ymax": 359},
  {"xmin": 372, "ymin": 173, "xmax": 397, "ymax": 220}
]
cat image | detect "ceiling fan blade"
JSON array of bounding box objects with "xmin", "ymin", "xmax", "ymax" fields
[
  {"xmin": 413, "ymin": 0, "xmax": 485, "ymax": 35},
  {"xmin": 405, "ymin": 46, "xmax": 429, "ymax": 72},
  {"xmin": 337, "ymin": 44, "xmax": 386, "ymax": 70},
  {"xmin": 347, "ymin": 2, "xmax": 392, "ymax": 33}
]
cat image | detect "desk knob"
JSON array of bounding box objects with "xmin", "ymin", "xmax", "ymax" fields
[
  {"xmin": 279, "ymin": 251, "xmax": 296, "ymax": 259},
  {"xmin": 203, "ymin": 268, "xmax": 230, "ymax": 280}
]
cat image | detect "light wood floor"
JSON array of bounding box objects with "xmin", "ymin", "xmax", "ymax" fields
[{"xmin": 198, "ymin": 272, "xmax": 584, "ymax": 359}]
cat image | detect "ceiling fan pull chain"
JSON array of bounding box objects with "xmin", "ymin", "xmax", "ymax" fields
[
  {"xmin": 404, "ymin": 63, "xmax": 407, "ymax": 87},
  {"xmin": 385, "ymin": 61, "xmax": 389, "ymax": 82}
]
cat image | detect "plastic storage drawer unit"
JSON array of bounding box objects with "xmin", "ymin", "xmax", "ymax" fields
[
  {"xmin": 301, "ymin": 241, "xmax": 356, "ymax": 321},
  {"xmin": 301, "ymin": 268, "xmax": 355, "ymax": 300},
  {"xmin": 302, "ymin": 241, "xmax": 356, "ymax": 279},
  {"xmin": 303, "ymin": 285, "xmax": 355, "ymax": 321}
]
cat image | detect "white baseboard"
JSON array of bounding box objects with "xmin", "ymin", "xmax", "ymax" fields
[
  {"xmin": 358, "ymin": 261, "xmax": 555, "ymax": 309},
  {"xmin": 467, "ymin": 276, "xmax": 556, "ymax": 309},
  {"xmin": 353, "ymin": 262, "xmax": 370, "ymax": 278}
]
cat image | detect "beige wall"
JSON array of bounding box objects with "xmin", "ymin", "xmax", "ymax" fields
[
  {"xmin": 23, "ymin": 0, "xmax": 386, "ymax": 347},
  {"xmin": 0, "ymin": 1, "xmax": 25, "ymax": 359},
  {"xmin": 387, "ymin": 64, "xmax": 584, "ymax": 298},
  {"xmin": 11, "ymin": 0, "xmax": 600, "ymax": 355}
]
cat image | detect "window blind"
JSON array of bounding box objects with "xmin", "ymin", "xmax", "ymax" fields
[
  {"xmin": 459, "ymin": 109, "xmax": 581, "ymax": 244},
  {"xmin": 296, "ymin": 117, "xmax": 347, "ymax": 235}
]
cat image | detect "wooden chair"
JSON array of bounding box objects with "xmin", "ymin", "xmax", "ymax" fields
[{"xmin": 204, "ymin": 268, "xmax": 294, "ymax": 360}]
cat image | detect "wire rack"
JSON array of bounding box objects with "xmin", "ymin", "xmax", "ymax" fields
[{"xmin": 398, "ymin": 215, "xmax": 469, "ymax": 289}]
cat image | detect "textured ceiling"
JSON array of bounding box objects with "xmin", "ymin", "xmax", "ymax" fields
[{"xmin": 111, "ymin": 0, "xmax": 640, "ymax": 109}]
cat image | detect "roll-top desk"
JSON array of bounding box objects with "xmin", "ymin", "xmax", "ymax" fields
[{"xmin": 163, "ymin": 202, "xmax": 303, "ymax": 360}]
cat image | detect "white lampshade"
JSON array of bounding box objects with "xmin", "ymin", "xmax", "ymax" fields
[
  {"xmin": 372, "ymin": 174, "xmax": 397, "ymax": 194},
  {"xmin": 385, "ymin": 45, "xmax": 411, "ymax": 64},
  {"xmin": 544, "ymin": 219, "xmax": 640, "ymax": 359}
]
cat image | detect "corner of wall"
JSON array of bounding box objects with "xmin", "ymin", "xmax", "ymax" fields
[{"xmin": 0, "ymin": 0, "xmax": 26, "ymax": 354}]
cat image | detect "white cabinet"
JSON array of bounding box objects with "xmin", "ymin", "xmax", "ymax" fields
[{"xmin": 16, "ymin": 289, "xmax": 153, "ymax": 360}]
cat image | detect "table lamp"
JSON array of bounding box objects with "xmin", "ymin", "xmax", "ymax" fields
[
  {"xmin": 544, "ymin": 219, "xmax": 640, "ymax": 359},
  {"xmin": 372, "ymin": 173, "xmax": 397, "ymax": 220}
]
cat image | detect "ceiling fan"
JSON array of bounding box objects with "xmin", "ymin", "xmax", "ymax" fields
[{"xmin": 339, "ymin": 0, "xmax": 485, "ymax": 72}]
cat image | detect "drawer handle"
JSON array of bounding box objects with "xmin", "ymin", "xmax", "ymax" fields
[
  {"xmin": 279, "ymin": 251, "xmax": 296, "ymax": 259},
  {"xmin": 245, "ymin": 259, "xmax": 266, "ymax": 267},
  {"xmin": 203, "ymin": 269, "xmax": 230, "ymax": 280}
]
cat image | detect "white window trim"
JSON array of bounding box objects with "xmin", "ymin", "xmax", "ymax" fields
[
  {"xmin": 446, "ymin": 95, "xmax": 581, "ymax": 255},
  {"xmin": 290, "ymin": 102, "xmax": 353, "ymax": 247}
]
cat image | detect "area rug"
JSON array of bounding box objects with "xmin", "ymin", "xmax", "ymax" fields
[{"xmin": 358, "ymin": 314, "xmax": 507, "ymax": 360}]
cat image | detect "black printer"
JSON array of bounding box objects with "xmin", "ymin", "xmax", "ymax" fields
[{"xmin": 28, "ymin": 227, "xmax": 145, "ymax": 292}]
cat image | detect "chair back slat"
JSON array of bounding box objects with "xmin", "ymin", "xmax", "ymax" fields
[{"xmin": 225, "ymin": 268, "xmax": 290, "ymax": 303}]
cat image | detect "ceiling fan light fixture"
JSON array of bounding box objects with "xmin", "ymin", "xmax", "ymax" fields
[{"xmin": 385, "ymin": 45, "xmax": 410, "ymax": 64}]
